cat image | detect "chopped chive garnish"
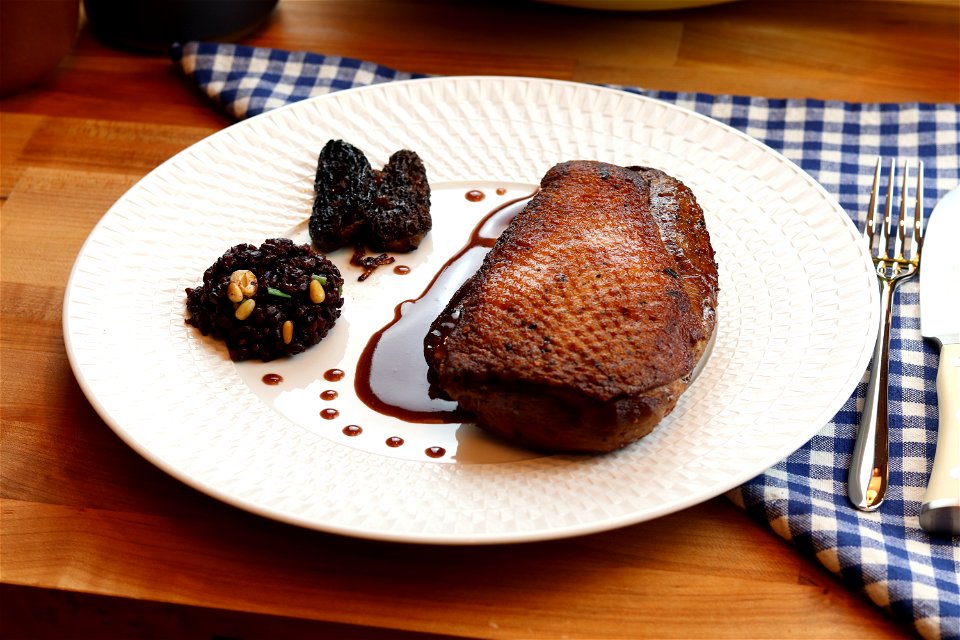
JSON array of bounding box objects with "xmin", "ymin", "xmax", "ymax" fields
[
  {"xmin": 267, "ymin": 287, "xmax": 292, "ymax": 298},
  {"xmin": 311, "ymin": 274, "xmax": 328, "ymax": 285}
]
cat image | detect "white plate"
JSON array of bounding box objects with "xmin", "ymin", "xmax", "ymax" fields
[{"xmin": 64, "ymin": 77, "xmax": 878, "ymax": 544}]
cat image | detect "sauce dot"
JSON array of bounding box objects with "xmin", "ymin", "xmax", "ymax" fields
[
  {"xmin": 323, "ymin": 368, "xmax": 345, "ymax": 382},
  {"xmin": 465, "ymin": 189, "xmax": 485, "ymax": 202},
  {"xmin": 386, "ymin": 436, "xmax": 404, "ymax": 447},
  {"xmin": 496, "ymin": 187, "xmax": 507, "ymax": 196},
  {"xmin": 425, "ymin": 446, "xmax": 446, "ymax": 458},
  {"xmin": 262, "ymin": 373, "xmax": 283, "ymax": 385},
  {"xmin": 393, "ymin": 265, "xmax": 411, "ymax": 275},
  {"xmin": 320, "ymin": 408, "xmax": 339, "ymax": 420},
  {"xmin": 342, "ymin": 425, "xmax": 362, "ymax": 436},
  {"xmin": 320, "ymin": 389, "xmax": 338, "ymax": 401}
]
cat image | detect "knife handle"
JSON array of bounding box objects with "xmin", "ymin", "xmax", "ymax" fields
[{"xmin": 919, "ymin": 342, "xmax": 960, "ymax": 535}]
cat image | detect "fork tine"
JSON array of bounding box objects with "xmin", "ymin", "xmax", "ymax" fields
[
  {"xmin": 878, "ymin": 159, "xmax": 895, "ymax": 259},
  {"xmin": 864, "ymin": 157, "xmax": 882, "ymax": 251},
  {"xmin": 895, "ymin": 162, "xmax": 908, "ymax": 261},
  {"xmin": 914, "ymin": 161, "xmax": 924, "ymax": 256},
  {"xmin": 879, "ymin": 159, "xmax": 897, "ymax": 259}
]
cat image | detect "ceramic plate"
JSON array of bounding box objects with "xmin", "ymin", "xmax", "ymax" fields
[{"xmin": 64, "ymin": 77, "xmax": 878, "ymax": 544}]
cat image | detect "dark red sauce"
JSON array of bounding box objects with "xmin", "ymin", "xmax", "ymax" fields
[
  {"xmin": 320, "ymin": 408, "xmax": 339, "ymax": 420},
  {"xmin": 465, "ymin": 189, "xmax": 485, "ymax": 202},
  {"xmin": 354, "ymin": 192, "xmax": 535, "ymax": 423},
  {"xmin": 320, "ymin": 389, "xmax": 338, "ymax": 401},
  {"xmin": 393, "ymin": 265, "xmax": 411, "ymax": 275},
  {"xmin": 262, "ymin": 373, "xmax": 283, "ymax": 385},
  {"xmin": 323, "ymin": 368, "xmax": 345, "ymax": 382},
  {"xmin": 496, "ymin": 187, "xmax": 507, "ymax": 196},
  {"xmin": 386, "ymin": 436, "xmax": 404, "ymax": 447},
  {"xmin": 342, "ymin": 425, "xmax": 362, "ymax": 436},
  {"xmin": 425, "ymin": 446, "xmax": 446, "ymax": 458}
]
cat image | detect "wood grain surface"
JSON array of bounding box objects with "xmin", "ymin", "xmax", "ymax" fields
[{"xmin": 3, "ymin": 0, "xmax": 957, "ymax": 637}]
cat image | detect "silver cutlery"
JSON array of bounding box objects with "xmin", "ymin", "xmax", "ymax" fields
[
  {"xmin": 918, "ymin": 184, "xmax": 960, "ymax": 535},
  {"xmin": 849, "ymin": 158, "xmax": 923, "ymax": 512}
]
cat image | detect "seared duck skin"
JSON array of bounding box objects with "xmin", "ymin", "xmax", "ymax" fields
[{"xmin": 425, "ymin": 160, "xmax": 718, "ymax": 454}]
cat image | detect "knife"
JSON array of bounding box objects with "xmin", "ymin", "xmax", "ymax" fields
[{"xmin": 919, "ymin": 184, "xmax": 960, "ymax": 535}]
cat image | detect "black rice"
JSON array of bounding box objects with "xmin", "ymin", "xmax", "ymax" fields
[{"xmin": 185, "ymin": 238, "xmax": 344, "ymax": 362}]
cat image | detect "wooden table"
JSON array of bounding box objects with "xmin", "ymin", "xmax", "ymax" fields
[{"xmin": 3, "ymin": 1, "xmax": 957, "ymax": 637}]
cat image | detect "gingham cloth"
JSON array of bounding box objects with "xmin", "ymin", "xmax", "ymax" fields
[{"xmin": 171, "ymin": 41, "xmax": 960, "ymax": 640}]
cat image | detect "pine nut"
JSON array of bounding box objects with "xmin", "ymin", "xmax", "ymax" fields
[
  {"xmin": 282, "ymin": 320, "xmax": 293, "ymax": 344},
  {"xmin": 235, "ymin": 298, "xmax": 256, "ymax": 320},
  {"xmin": 309, "ymin": 278, "xmax": 326, "ymax": 304},
  {"xmin": 230, "ymin": 269, "xmax": 258, "ymax": 297},
  {"xmin": 227, "ymin": 282, "xmax": 243, "ymax": 303}
]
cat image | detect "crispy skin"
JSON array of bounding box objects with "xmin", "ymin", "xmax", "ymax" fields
[
  {"xmin": 425, "ymin": 161, "xmax": 718, "ymax": 453},
  {"xmin": 630, "ymin": 166, "xmax": 719, "ymax": 339}
]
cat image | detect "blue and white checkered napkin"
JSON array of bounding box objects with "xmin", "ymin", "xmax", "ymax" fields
[{"xmin": 172, "ymin": 41, "xmax": 960, "ymax": 640}]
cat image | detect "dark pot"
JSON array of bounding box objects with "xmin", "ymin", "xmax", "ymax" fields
[{"xmin": 83, "ymin": 0, "xmax": 278, "ymax": 52}]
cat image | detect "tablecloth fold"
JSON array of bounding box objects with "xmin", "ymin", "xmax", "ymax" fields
[{"xmin": 171, "ymin": 40, "xmax": 959, "ymax": 640}]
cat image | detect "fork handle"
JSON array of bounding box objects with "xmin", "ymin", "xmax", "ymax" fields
[
  {"xmin": 919, "ymin": 342, "xmax": 960, "ymax": 535},
  {"xmin": 848, "ymin": 278, "xmax": 894, "ymax": 511}
]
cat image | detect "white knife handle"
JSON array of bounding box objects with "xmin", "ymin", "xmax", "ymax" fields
[{"xmin": 919, "ymin": 342, "xmax": 960, "ymax": 535}]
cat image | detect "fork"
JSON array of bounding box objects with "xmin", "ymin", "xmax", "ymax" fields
[{"xmin": 848, "ymin": 158, "xmax": 924, "ymax": 512}]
